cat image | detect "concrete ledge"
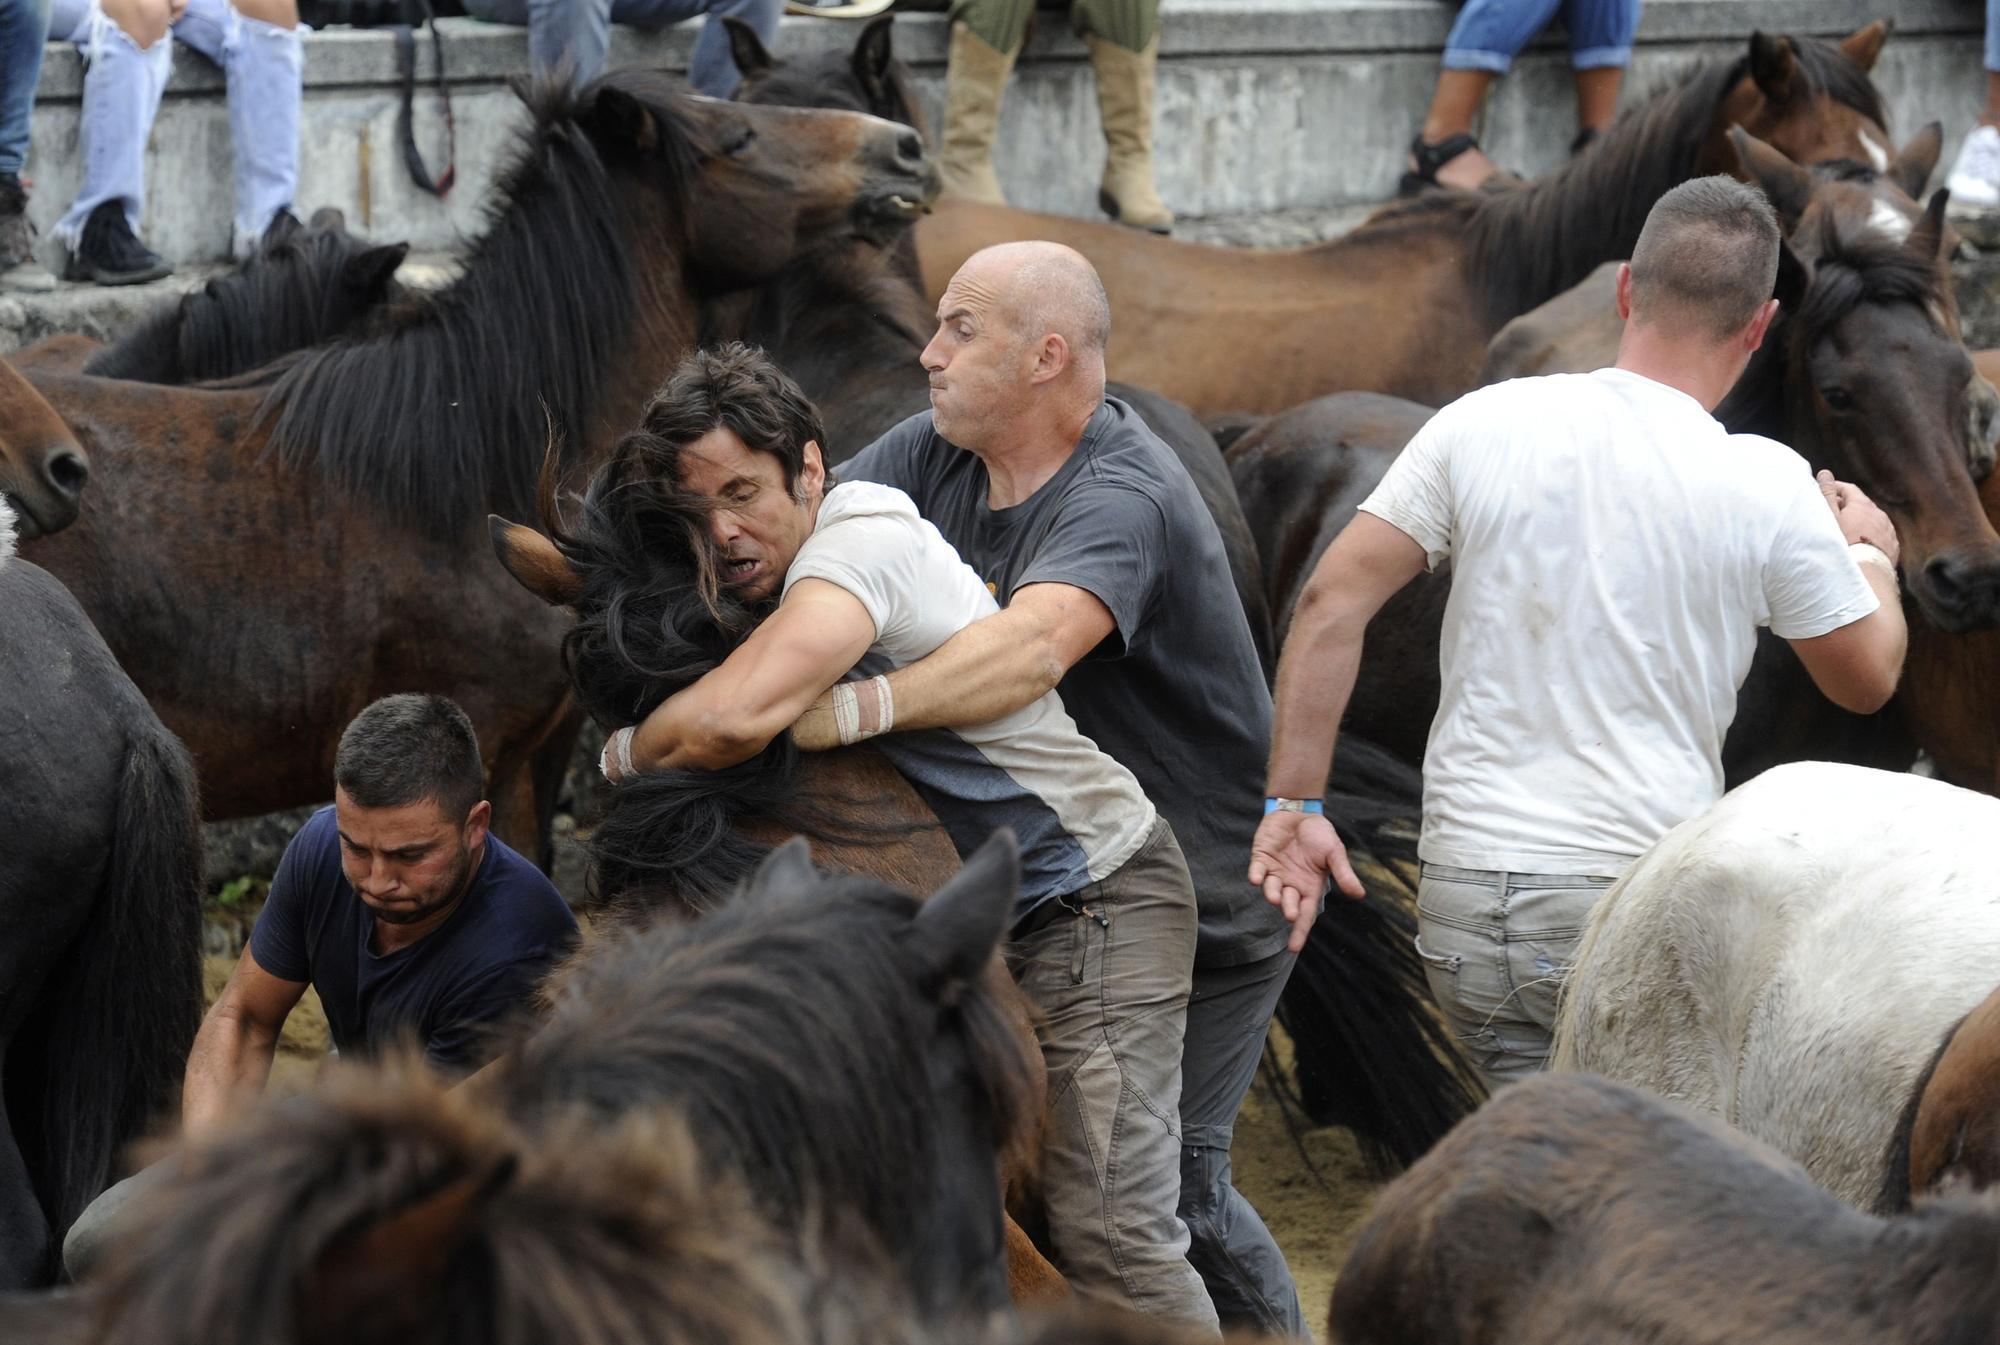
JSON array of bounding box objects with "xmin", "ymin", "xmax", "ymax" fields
[{"xmin": 21, "ymin": 0, "xmax": 1988, "ymax": 265}]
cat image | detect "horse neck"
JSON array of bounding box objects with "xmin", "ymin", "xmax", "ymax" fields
[{"xmin": 1464, "ymin": 62, "xmax": 1736, "ymax": 327}]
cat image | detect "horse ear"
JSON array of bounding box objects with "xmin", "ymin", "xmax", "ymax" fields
[
  {"xmin": 1747, "ymin": 32, "xmax": 1797, "ymax": 105},
  {"xmin": 1727, "ymin": 125, "xmax": 1813, "ymax": 227},
  {"xmin": 582, "ymin": 84, "xmax": 660, "ymax": 156},
  {"xmin": 308, "ymin": 205, "xmax": 348, "ymax": 233},
  {"xmin": 263, "ymin": 209, "xmax": 302, "ymax": 248},
  {"xmin": 724, "ymin": 18, "xmax": 773, "ymax": 83},
  {"xmin": 852, "ymin": 15, "xmax": 896, "ymax": 112},
  {"xmin": 911, "ymin": 829, "xmax": 1018, "ymax": 990},
  {"xmin": 343, "ymin": 242, "xmax": 410, "ymax": 297},
  {"xmin": 749, "ymin": 836, "xmax": 818, "ymax": 895},
  {"xmin": 488, "ymin": 515, "xmax": 584, "ymax": 606},
  {"xmin": 1774, "ymin": 237, "xmax": 1810, "ymax": 317},
  {"xmin": 1907, "ymin": 188, "xmax": 1951, "ymax": 262},
  {"xmin": 309, "ymin": 1158, "xmax": 516, "ymax": 1327},
  {"xmin": 1839, "ymin": 18, "xmax": 1892, "ymax": 73},
  {"xmin": 1891, "ymin": 122, "xmax": 1944, "ymax": 201}
]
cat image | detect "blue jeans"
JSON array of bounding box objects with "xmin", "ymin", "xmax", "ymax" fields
[
  {"xmin": 0, "ymin": 0, "xmax": 52, "ymax": 175},
  {"xmin": 1414, "ymin": 863, "xmax": 1620, "ymax": 1088},
  {"xmin": 463, "ymin": 0, "xmax": 779, "ymax": 97},
  {"xmin": 49, "ymin": 0, "xmax": 300, "ymax": 256},
  {"xmin": 1443, "ymin": 0, "xmax": 1640, "ymax": 74},
  {"xmin": 1988, "ymin": 0, "xmax": 1999, "ymax": 74}
]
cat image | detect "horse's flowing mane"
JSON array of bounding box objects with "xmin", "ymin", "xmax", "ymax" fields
[
  {"xmin": 1459, "ymin": 35, "xmax": 1885, "ymax": 327},
  {"xmin": 254, "ymin": 72, "xmax": 705, "ymax": 537},
  {"xmin": 549, "ymin": 432, "xmax": 866, "ymax": 910},
  {"xmin": 83, "ymin": 215, "xmax": 404, "ymax": 385},
  {"xmin": 497, "ymin": 868, "xmax": 1040, "ymax": 1269}
]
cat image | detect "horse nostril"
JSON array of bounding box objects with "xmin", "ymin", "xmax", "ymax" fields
[
  {"xmin": 893, "ymin": 126, "xmax": 924, "ymax": 171},
  {"xmin": 43, "ymin": 446, "xmax": 89, "ymax": 502},
  {"xmin": 1925, "ymin": 553, "xmax": 1967, "ymax": 606}
]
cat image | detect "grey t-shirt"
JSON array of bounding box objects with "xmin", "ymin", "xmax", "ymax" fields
[{"xmin": 842, "ymin": 397, "xmax": 1287, "ymax": 967}]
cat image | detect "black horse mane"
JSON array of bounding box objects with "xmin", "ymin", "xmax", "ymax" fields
[
  {"xmin": 548, "ymin": 429, "xmax": 879, "ymax": 911},
  {"xmin": 83, "ymin": 214, "xmax": 406, "ymax": 385},
  {"xmin": 497, "ymin": 866, "xmax": 1039, "ymax": 1268},
  {"xmin": 1716, "ymin": 205, "xmax": 1948, "ymax": 439},
  {"xmin": 1460, "ymin": 34, "xmax": 1883, "ymax": 327},
  {"xmin": 254, "ymin": 72, "xmax": 707, "ymax": 538}
]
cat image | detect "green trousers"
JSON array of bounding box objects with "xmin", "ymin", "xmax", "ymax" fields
[{"xmin": 950, "ymin": 0, "xmax": 1156, "ymax": 55}]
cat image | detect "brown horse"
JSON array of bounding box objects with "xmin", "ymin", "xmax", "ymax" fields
[
  {"xmin": 15, "ymin": 76, "xmax": 932, "ymax": 864},
  {"xmin": 916, "ymin": 24, "xmax": 1894, "ymax": 415},
  {"xmin": 1330, "ymin": 1072, "xmax": 2000, "ymax": 1345},
  {"xmin": 1885, "ymin": 983, "xmax": 2000, "ymax": 1207},
  {"xmin": 0, "ymin": 357, "xmax": 89, "ymax": 540}
]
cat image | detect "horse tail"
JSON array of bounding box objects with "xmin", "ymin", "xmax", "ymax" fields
[
  {"xmin": 14, "ymin": 721, "xmax": 204, "ymax": 1250},
  {"xmin": 1273, "ymin": 735, "xmax": 1486, "ymax": 1176}
]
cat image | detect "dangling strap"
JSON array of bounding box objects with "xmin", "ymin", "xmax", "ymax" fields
[{"xmin": 392, "ymin": 0, "xmax": 456, "ymax": 198}]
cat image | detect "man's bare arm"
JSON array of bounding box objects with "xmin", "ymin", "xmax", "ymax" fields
[
  {"xmin": 627, "ymin": 580, "xmax": 878, "ymax": 773},
  {"xmin": 793, "ymin": 582, "xmax": 1115, "ymax": 746},
  {"xmin": 1251, "ymin": 513, "xmax": 1429, "ymax": 951},
  {"xmin": 181, "ymin": 946, "xmax": 307, "ymax": 1137},
  {"xmin": 1786, "ymin": 564, "xmax": 1906, "ymax": 713}
]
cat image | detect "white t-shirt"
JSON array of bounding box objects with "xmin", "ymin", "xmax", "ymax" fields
[
  {"xmin": 1358, "ymin": 368, "xmax": 1879, "ymax": 874},
  {"xmin": 783, "ymin": 482, "xmax": 1157, "ymax": 906}
]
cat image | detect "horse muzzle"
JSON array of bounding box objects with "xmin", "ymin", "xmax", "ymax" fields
[
  {"xmin": 1910, "ymin": 544, "xmax": 2000, "ymax": 634},
  {"xmin": 0, "ymin": 440, "xmax": 90, "ymax": 540}
]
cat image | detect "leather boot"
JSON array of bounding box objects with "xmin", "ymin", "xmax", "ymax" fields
[
  {"xmin": 940, "ymin": 20, "xmax": 1016, "ymax": 205},
  {"xmin": 1088, "ymin": 34, "xmax": 1173, "ymax": 234}
]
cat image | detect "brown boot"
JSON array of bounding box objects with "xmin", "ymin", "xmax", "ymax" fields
[
  {"xmin": 940, "ymin": 20, "xmax": 1016, "ymax": 206},
  {"xmin": 1088, "ymin": 34, "xmax": 1173, "ymax": 234}
]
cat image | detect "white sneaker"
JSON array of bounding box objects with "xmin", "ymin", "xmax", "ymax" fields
[{"xmin": 1947, "ymin": 123, "xmax": 2000, "ymax": 210}]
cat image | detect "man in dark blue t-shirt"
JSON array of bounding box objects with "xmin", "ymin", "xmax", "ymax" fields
[
  {"xmin": 65, "ymin": 694, "xmax": 576, "ymax": 1277},
  {"xmin": 184, "ymin": 693, "xmax": 577, "ymax": 1133}
]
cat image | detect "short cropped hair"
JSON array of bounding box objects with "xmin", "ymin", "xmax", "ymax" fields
[
  {"xmin": 639, "ymin": 343, "xmax": 827, "ymax": 490},
  {"xmin": 1628, "ymin": 176, "xmax": 1782, "ymax": 340},
  {"xmin": 334, "ymin": 693, "xmax": 484, "ymax": 822}
]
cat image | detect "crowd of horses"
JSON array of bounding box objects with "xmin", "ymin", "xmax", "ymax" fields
[{"xmin": 3, "ymin": 10, "xmax": 2000, "ymax": 1341}]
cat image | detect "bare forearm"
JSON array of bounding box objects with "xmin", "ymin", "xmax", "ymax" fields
[
  {"xmin": 1265, "ymin": 596, "xmax": 1370, "ymax": 800},
  {"xmin": 883, "ymin": 618, "xmax": 1067, "ymax": 732},
  {"xmin": 180, "ymin": 1009, "xmax": 279, "ymax": 1137},
  {"xmin": 1861, "ymin": 565, "xmax": 1909, "ymax": 688}
]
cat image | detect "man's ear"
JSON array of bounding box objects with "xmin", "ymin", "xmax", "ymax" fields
[
  {"xmin": 1743, "ymin": 296, "xmax": 1781, "ymax": 353},
  {"xmin": 798, "ymin": 439, "xmax": 827, "ymax": 499},
  {"xmin": 1614, "ymin": 262, "xmax": 1635, "ymax": 321},
  {"xmin": 462, "ymin": 799, "xmax": 492, "ymax": 847},
  {"xmin": 1032, "ymin": 332, "xmax": 1071, "ymax": 384}
]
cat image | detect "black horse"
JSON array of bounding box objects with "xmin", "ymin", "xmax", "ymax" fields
[
  {"xmin": 19, "ymin": 833, "xmax": 1037, "ymax": 1342},
  {"xmin": 0, "ymin": 518, "xmax": 204, "ymax": 1289}
]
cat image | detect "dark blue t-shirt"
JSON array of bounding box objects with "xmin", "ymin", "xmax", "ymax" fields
[{"xmin": 250, "ymin": 807, "xmax": 578, "ymax": 1072}]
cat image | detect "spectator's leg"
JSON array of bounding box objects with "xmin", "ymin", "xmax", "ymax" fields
[
  {"xmin": 1407, "ymin": 0, "xmax": 1561, "ymax": 192},
  {"xmin": 521, "ymin": 0, "xmax": 613, "ymax": 86},
  {"xmin": 1176, "ymin": 948, "xmax": 1305, "ymax": 1335},
  {"xmin": 51, "ymin": 0, "xmax": 174, "ymax": 282},
  {"xmin": 1074, "ymin": 0, "xmax": 1169, "ymax": 233},
  {"xmin": 1563, "ymin": 0, "xmax": 1636, "ymax": 151},
  {"xmin": 1946, "ymin": 0, "xmax": 2000, "ymax": 210},
  {"xmin": 939, "ymin": 0, "xmax": 1027, "ymax": 204},
  {"xmin": 176, "ymin": 0, "xmax": 300, "ymax": 258},
  {"xmin": 0, "ymin": 0, "xmax": 54, "ymax": 279}
]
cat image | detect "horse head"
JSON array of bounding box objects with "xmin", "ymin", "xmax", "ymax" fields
[
  {"xmin": 56, "ymin": 1064, "xmax": 844, "ymax": 1345},
  {"xmin": 1896, "ymin": 984, "xmax": 2000, "ymax": 1206},
  {"xmin": 1710, "ymin": 22, "xmax": 1896, "ymax": 178},
  {"xmin": 1726, "ymin": 126, "xmax": 2000, "ymax": 633},
  {"xmin": 487, "ymin": 831, "xmax": 1040, "ymax": 1324},
  {"xmin": 728, "ymin": 15, "xmax": 927, "ymax": 138},
  {"xmin": 0, "ymin": 357, "xmax": 88, "ymax": 540},
  {"xmin": 569, "ymin": 69, "xmax": 936, "ymax": 296}
]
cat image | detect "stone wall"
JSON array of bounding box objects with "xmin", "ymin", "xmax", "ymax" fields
[{"xmin": 21, "ymin": 0, "xmax": 1988, "ymax": 266}]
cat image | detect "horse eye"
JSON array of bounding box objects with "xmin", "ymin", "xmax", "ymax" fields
[
  {"xmin": 725, "ymin": 128, "xmax": 757, "ymax": 158},
  {"xmin": 1821, "ymin": 386, "xmax": 1856, "ymax": 413}
]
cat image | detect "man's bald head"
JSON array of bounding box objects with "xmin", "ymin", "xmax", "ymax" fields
[{"xmin": 957, "ymin": 241, "xmax": 1113, "ymax": 361}]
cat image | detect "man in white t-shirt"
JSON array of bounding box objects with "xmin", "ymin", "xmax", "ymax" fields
[
  {"xmin": 1247, "ymin": 176, "xmax": 1909, "ymax": 1085},
  {"xmin": 601, "ymin": 344, "xmax": 1220, "ymax": 1330}
]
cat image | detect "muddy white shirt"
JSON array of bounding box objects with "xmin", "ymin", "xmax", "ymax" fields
[
  {"xmin": 784, "ymin": 481, "xmax": 1158, "ymax": 914},
  {"xmin": 1359, "ymin": 368, "xmax": 1879, "ymax": 874}
]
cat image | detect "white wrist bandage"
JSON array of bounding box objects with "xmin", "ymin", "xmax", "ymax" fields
[
  {"xmin": 1850, "ymin": 542, "xmax": 1899, "ymax": 590},
  {"xmin": 600, "ymin": 724, "xmax": 638, "ymax": 785},
  {"xmin": 831, "ymin": 674, "xmax": 895, "ymax": 746}
]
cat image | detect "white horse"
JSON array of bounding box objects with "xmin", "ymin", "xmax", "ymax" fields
[{"xmin": 1552, "ymin": 761, "xmax": 2000, "ymax": 1212}]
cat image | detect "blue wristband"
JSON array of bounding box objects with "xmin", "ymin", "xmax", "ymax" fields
[{"xmin": 1264, "ymin": 798, "xmax": 1325, "ymax": 815}]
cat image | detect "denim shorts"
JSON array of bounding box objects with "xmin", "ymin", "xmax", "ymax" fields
[
  {"xmin": 1442, "ymin": 0, "xmax": 1640, "ymax": 74},
  {"xmin": 1414, "ymin": 863, "xmax": 1618, "ymax": 1087}
]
